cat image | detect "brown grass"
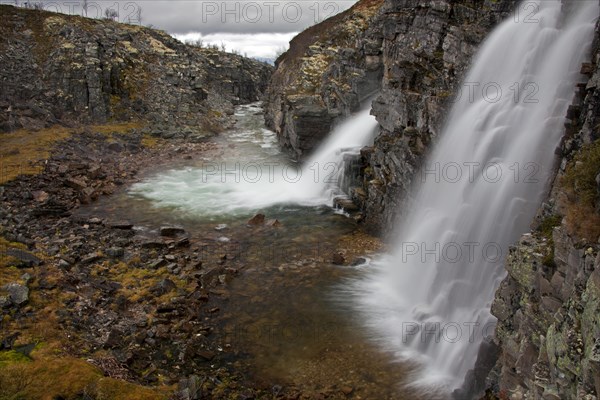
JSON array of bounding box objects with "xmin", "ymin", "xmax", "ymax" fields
[
  {"xmin": 0, "ymin": 125, "xmax": 73, "ymax": 184},
  {"xmin": 0, "ymin": 122, "xmax": 147, "ymax": 184},
  {"xmin": 0, "ymin": 351, "xmax": 171, "ymax": 400},
  {"xmin": 560, "ymin": 139, "xmax": 600, "ymax": 242}
]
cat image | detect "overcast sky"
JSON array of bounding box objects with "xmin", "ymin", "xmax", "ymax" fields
[{"xmin": 9, "ymin": 0, "xmax": 357, "ymax": 59}]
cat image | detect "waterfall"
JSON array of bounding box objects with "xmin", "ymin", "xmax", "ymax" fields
[{"xmin": 348, "ymin": 0, "xmax": 598, "ymax": 391}]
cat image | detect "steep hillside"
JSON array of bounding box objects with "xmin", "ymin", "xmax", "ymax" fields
[
  {"xmin": 264, "ymin": 0, "xmax": 384, "ymax": 160},
  {"xmin": 0, "ymin": 5, "xmax": 272, "ymax": 135}
]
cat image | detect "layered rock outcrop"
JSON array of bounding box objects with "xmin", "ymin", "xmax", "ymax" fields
[{"xmin": 0, "ymin": 5, "xmax": 272, "ymax": 133}]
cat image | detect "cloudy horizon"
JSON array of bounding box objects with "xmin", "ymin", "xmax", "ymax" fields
[{"xmin": 5, "ymin": 0, "xmax": 357, "ymax": 59}]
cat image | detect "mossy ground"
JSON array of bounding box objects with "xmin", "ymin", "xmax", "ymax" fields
[
  {"xmin": 0, "ymin": 119, "xmax": 187, "ymax": 399},
  {"xmin": 0, "ymin": 239, "xmax": 177, "ymax": 399},
  {"xmin": 0, "ymin": 237, "xmax": 29, "ymax": 287},
  {"xmin": 0, "ymin": 126, "xmax": 73, "ymax": 184}
]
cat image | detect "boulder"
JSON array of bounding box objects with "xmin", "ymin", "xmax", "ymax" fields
[
  {"xmin": 2, "ymin": 283, "xmax": 29, "ymax": 306},
  {"xmin": 160, "ymin": 226, "xmax": 186, "ymax": 237},
  {"xmin": 247, "ymin": 213, "xmax": 265, "ymax": 225}
]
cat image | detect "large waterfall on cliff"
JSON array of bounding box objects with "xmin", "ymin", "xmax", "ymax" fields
[{"xmin": 349, "ymin": 0, "xmax": 598, "ymax": 390}]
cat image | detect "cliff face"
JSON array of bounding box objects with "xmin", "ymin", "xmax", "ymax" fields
[
  {"xmin": 356, "ymin": 0, "xmax": 517, "ymax": 233},
  {"xmin": 0, "ymin": 5, "xmax": 272, "ymax": 135},
  {"xmin": 264, "ymin": 0, "xmax": 384, "ymax": 160},
  {"xmin": 487, "ymin": 15, "xmax": 600, "ymax": 400}
]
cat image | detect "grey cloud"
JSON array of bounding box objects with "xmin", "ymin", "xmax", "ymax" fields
[{"xmin": 8, "ymin": 0, "xmax": 356, "ymax": 34}]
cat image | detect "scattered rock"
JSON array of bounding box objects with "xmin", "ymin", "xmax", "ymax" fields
[
  {"xmin": 151, "ymin": 278, "xmax": 176, "ymax": 295},
  {"xmin": 351, "ymin": 257, "xmax": 367, "ymax": 266},
  {"xmin": 332, "ymin": 252, "xmax": 346, "ymax": 265},
  {"xmin": 333, "ymin": 198, "xmax": 359, "ymax": 212},
  {"xmin": 20, "ymin": 273, "xmax": 32, "ymax": 284},
  {"xmin": 196, "ymin": 350, "xmax": 216, "ymax": 360},
  {"xmin": 166, "ymin": 263, "xmax": 178, "ymax": 273},
  {"xmin": 177, "ymin": 375, "xmax": 203, "ymax": 400},
  {"xmin": 247, "ymin": 213, "xmax": 265, "ymax": 225},
  {"xmin": 32, "ymin": 190, "xmax": 49, "ymax": 202},
  {"xmin": 107, "ymin": 142, "xmax": 124, "ymax": 152},
  {"xmin": 108, "ymin": 221, "xmax": 134, "ymax": 230},
  {"xmin": 81, "ymin": 252, "xmax": 102, "ymax": 264},
  {"xmin": 2, "ymin": 283, "xmax": 29, "ymax": 306},
  {"xmin": 160, "ymin": 226, "xmax": 186, "ymax": 237},
  {"xmin": 5, "ymin": 248, "xmax": 42, "ymax": 267},
  {"xmin": 341, "ymin": 386, "xmax": 353, "ymax": 395},
  {"xmin": 141, "ymin": 240, "xmax": 167, "ymax": 249},
  {"xmin": 149, "ymin": 258, "xmax": 168, "ymax": 269},
  {"xmin": 103, "ymin": 328, "xmax": 123, "ymax": 349},
  {"xmin": 265, "ymin": 219, "xmax": 282, "ymax": 227},
  {"xmin": 106, "ymin": 247, "xmax": 125, "ymax": 258},
  {"xmin": 65, "ymin": 177, "xmax": 87, "ymax": 191},
  {"xmin": 32, "ymin": 200, "xmax": 70, "ymax": 217},
  {"xmin": 0, "ymin": 296, "xmax": 12, "ymax": 309},
  {"xmin": 176, "ymin": 237, "xmax": 191, "ymax": 247}
]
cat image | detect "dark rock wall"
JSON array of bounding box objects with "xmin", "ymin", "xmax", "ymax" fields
[
  {"xmin": 0, "ymin": 5, "xmax": 272, "ymax": 133},
  {"xmin": 357, "ymin": 0, "xmax": 517, "ymax": 233}
]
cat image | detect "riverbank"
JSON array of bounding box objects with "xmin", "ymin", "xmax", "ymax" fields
[{"xmin": 0, "ymin": 106, "xmax": 422, "ymax": 399}]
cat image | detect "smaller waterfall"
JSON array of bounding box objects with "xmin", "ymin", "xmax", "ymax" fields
[
  {"xmin": 301, "ymin": 108, "xmax": 379, "ymax": 204},
  {"xmin": 129, "ymin": 105, "xmax": 378, "ymax": 216}
]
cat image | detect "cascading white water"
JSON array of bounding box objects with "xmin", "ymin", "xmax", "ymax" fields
[
  {"xmin": 129, "ymin": 105, "xmax": 378, "ymax": 216},
  {"xmin": 348, "ymin": 0, "xmax": 598, "ymax": 391}
]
